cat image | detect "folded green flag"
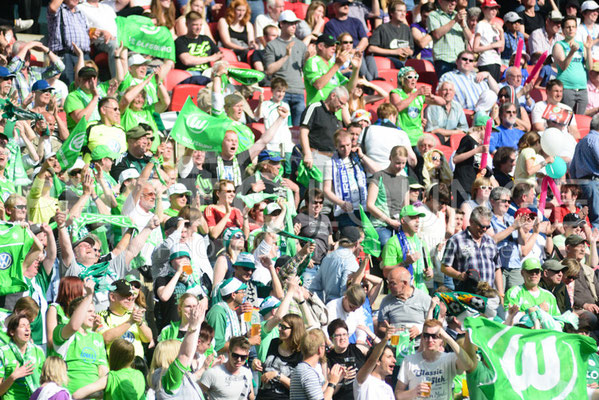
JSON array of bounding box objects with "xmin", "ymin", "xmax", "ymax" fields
[
  {"xmin": 236, "ymin": 192, "xmax": 278, "ymax": 209},
  {"xmin": 435, "ymin": 291, "xmax": 488, "ymax": 316},
  {"xmin": 116, "ymin": 15, "xmax": 175, "ymax": 61},
  {"xmin": 359, "ymin": 205, "xmax": 380, "ymax": 257},
  {"xmin": 0, "ymin": 222, "xmax": 35, "ymax": 296},
  {"xmin": 171, "ymin": 97, "xmax": 254, "ymax": 153},
  {"xmin": 2, "ymin": 101, "xmax": 43, "ymax": 122},
  {"xmin": 226, "ymin": 67, "xmax": 265, "ymax": 86},
  {"xmin": 56, "ymin": 117, "xmax": 87, "ymax": 170},
  {"xmin": 70, "ymin": 213, "xmax": 138, "ymax": 242},
  {"xmin": 465, "ymin": 316, "xmax": 596, "ymax": 400},
  {"xmin": 296, "ymin": 161, "xmax": 323, "ymax": 188}
]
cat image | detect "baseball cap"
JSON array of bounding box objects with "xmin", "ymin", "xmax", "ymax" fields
[
  {"xmin": 565, "ymin": 234, "xmax": 588, "ymax": 247},
  {"xmin": 169, "ymin": 249, "xmax": 191, "ymax": 262},
  {"xmin": 339, "ymin": 226, "xmax": 362, "ymax": 243},
  {"xmin": 351, "ymin": 109, "xmax": 372, "ymax": 124},
  {"xmin": 408, "ymin": 176, "xmax": 425, "ymax": 190},
  {"xmin": 473, "ymin": 112, "xmax": 500, "ymax": 131},
  {"xmin": 279, "ymin": 9, "xmax": 300, "ymax": 23},
  {"xmin": 334, "ymin": 0, "xmax": 351, "ymax": 5},
  {"xmin": 400, "ymin": 204, "xmax": 426, "ymax": 219},
  {"xmin": 67, "ymin": 158, "xmax": 86, "ymax": 174},
  {"xmin": 220, "ymin": 277, "xmax": 247, "ymax": 296},
  {"xmin": 503, "ymin": 11, "xmax": 523, "ymax": 23},
  {"xmin": 118, "ymin": 168, "xmax": 140, "ymax": 185},
  {"xmin": 264, "ymin": 202, "xmax": 282, "ymax": 215},
  {"xmin": 73, "ymin": 235, "xmax": 96, "ymax": 249},
  {"xmin": 125, "ymin": 274, "xmax": 142, "ymax": 288},
  {"xmin": 128, "ymin": 54, "xmax": 151, "ymax": 67},
  {"xmin": 260, "ymin": 296, "xmax": 281, "ymax": 315},
  {"xmin": 514, "ymin": 208, "xmax": 537, "ymax": 219},
  {"xmin": 78, "ymin": 66, "xmax": 98, "ymax": 78},
  {"xmin": 0, "ymin": 67, "xmax": 15, "ymax": 78},
  {"xmin": 522, "ymin": 258, "xmax": 542, "ymax": 271},
  {"xmin": 548, "ymin": 10, "xmax": 564, "ymax": 21},
  {"xmin": 316, "ymin": 34, "xmax": 338, "ymax": 46},
  {"xmin": 542, "ymin": 259, "xmax": 566, "ymax": 272},
  {"xmin": 167, "ymin": 183, "xmax": 192, "ymax": 197},
  {"xmin": 233, "ymin": 252, "xmax": 256, "ymax": 270},
  {"xmin": 91, "ymin": 145, "xmax": 119, "ymax": 161},
  {"xmin": 566, "ymin": 0, "xmax": 581, "ymax": 9},
  {"xmin": 582, "ymin": 0, "xmax": 599, "ymax": 12},
  {"xmin": 110, "ymin": 279, "xmax": 133, "ymax": 297},
  {"xmin": 592, "ymin": 62, "xmax": 599, "ymax": 73},
  {"xmin": 224, "ymin": 227, "xmax": 244, "ymax": 248},
  {"xmin": 258, "ymin": 150, "xmax": 285, "ymax": 163},
  {"xmin": 481, "ymin": 0, "xmax": 500, "ymax": 7},
  {"xmin": 563, "ymin": 213, "xmax": 586, "ymax": 227},
  {"xmin": 126, "ymin": 125, "xmax": 151, "ymax": 140},
  {"xmin": 32, "ymin": 80, "xmax": 53, "ymax": 92}
]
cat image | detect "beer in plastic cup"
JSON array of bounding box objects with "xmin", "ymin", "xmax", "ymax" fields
[
  {"xmin": 420, "ymin": 380, "xmax": 431, "ymax": 397},
  {"xmin": 243, "ymin": 311, "xmax": 252, "ymax": 322},
  {"xmin": 251, "ymin": 323, "xmax": 261, "ymax": 336},
  {"xmin": 182, "ymin": 264, "xmax": 193, "ymax": 275},
  {"xmin": 462, "ymin": 378, "xmax": 469, "ymax": 397},
  {"xmin": 390, "ymin": 333, "xmax": 400, "ymax": 346}
]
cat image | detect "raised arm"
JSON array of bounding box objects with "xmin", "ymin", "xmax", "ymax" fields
[
  {"xmin": 248, "ymin": 107, "xmax": 290, "ymax": 160},
  {"xmin": 119, "ymin": 73, "xmax": 155, "ymax": 112},
  {"xmin": 61, "ymin": 278, "xmax": 95, "ymax": 340},
  {"xmin": 356, "ymin": 321, "xmax": 394, "ymax": 384},
  {"xmin": 124, "ymin": 216, "xmax": 160, "ymax": 264}
]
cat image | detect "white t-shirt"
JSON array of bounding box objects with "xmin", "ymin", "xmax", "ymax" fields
[
  {"xmin": 255, "ymin": 14, "xmax": 280, "ymax": 46},
  {"xmin": 122, "ymin": 195, "xmax": 163, "ymax": 265},
  {"xmin": 474, "ymin": 20, "xmax": 502, "ymax": 66},
  {"xmin": 259, "ymin": 100, "xmax": 293, "ymax": 154},
  {"xmin": 77, "ymin": 2, "xmax": 118, "ymax": 36},
  {"xmin": 359, "ymin": 124, "xmax": 412, "ymax": 170},
  {"xmin": 353, "ymin": 375, "xmax": 395, "ymax": 400},
  {"xmin": 398, "ymin": 352, "xmax": 460, "ymax": 400},
  {"xmin": 575, "ymin": 23, "xmax": 599, "ymax": 60},
  {"xmin": 200, "ymin": 364, "xmax": 253, "ymax": 400},
  {"xmin": 531, "ymin": 100, "xmax": 578, "ymax": 134},
  {"xmin": 325, "ymin": 298, "xmax": 368, "ymax": 343}
]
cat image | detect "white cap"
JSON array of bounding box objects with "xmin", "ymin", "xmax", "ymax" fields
[
  {"xmin": 279, "ymin": 10, "xmax": 300, "ymax": 23},
  {"xmin": 128, "ymin": 54, "xmax": 151, "ymax": 67},
  {"xmin": 167, "ymin": 183, "xmax": 191, "ymax": 197},
  {"xmin": 220, "ymin": 277, "xmax": 247, "ymax": 296},
  {"xmin": 582, "ymin": 0, "xmax": 599, "ymax": 11},
  {"xmin": 503, "ymin": 11, "xmax": 522, "ymax": 23},
  {"xmin": 351, "ymin": 109, "xmax": 372, "ymax": 124},
  {"xmin": 67, "ymin": 158, "xmax": 85, "ymax": 173},
  {"xmin": 118, "ymin": 168, "xmax": 140, "ymax": 185}
]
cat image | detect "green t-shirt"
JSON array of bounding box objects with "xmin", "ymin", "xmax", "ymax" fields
[
  {"xmin": 205, "ymin": 305, "xmax": 232, "ymax": 352},
  {"xmin": 158, "ymin": 321, "xmax": 181, "ymax": 342},
  {"xmin": 161, "ymin": 358, "xmax": 190, "ymax": 395},
  {"xmin": 105, "ymin": 367, "xmax": 146, "ymax": 400},
  {"xmin": 25, "ymin": 267, "xmax": 53, "ymax": 346},
  {"xmin": 0, "ymin": 341, "xmax": 45, "ymax": 400},
  {"xmin": 303, "ymin": 55, "xmax": 348, "ymax": 105},
  {"xmin": 0, "ymin": 176, "xmax": 16, "ymax": 202},
  {"xmin": 121, "ymin": 106, "xmax": 159, "ymax": 136},
  {"xmin": 119, "ymin": 73, "xmax": 158, "ymax": 106},
  {"xmin": 391, "ymin": 88, "xmax": 425, "ymax": 146},
  {"xmin": 381, "ymin": 233, "xmax": 431, "ymax": 292},
  {"xmin": 53, "ymin": 324, "xmax": 108, "ymax": 394},
  {"xmin": 257, "ymin": 320, "xmax": 280, "ymax": 363},
  {"xmin": 504, "ymin": 285, "xmax": 560, "ymax": 316},
  {"xmin": 64, "ymin": 81, "xmax": 110, "ymax": 130},
  {"xmin": 466, "ymin": 360, "xmax": 493, "ymax": 400}
]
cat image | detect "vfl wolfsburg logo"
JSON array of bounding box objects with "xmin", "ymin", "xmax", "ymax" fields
[
  {"xmin": 0, "ymin": 253, "xmax": 12, "ymax": 270},
  {"xmin": 139, "ymin": 25, "xmax": 161, "ymax": 35},
  {"xmin": 186, "ymin": 115, "xmax": 208, "ymax": 134},
  {"xmin": 487, "ymin": 326, "xmax": 577, "ymax": 399},
  {"xmin": 69, "ymin": 132, "xmax": 86, "ymax": 152}
]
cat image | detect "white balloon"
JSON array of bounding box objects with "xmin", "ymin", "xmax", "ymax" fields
[{"xmin": 541, "ymin": 128, "xmax": 571, "ymax": 157}]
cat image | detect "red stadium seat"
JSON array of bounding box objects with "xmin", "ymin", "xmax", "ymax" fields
[
  {"xmin": 219, "ymin": 48, "xmax": 238, "ymax": 63},
  {"xmin": 284, "ymin": 2, "xmax": 308, "ymax": 19},
  {"xmin": 530, "ymin": 88, "xmax": 547, "ymax": 103},
  {"xmin": 436, "ymin": 144, "xmax": 454, "ymax": 162},
  {"xmin": 378, "ymin": 69, "xmax": 400, "ymax": 88},
  {"xmin": 165, "ymin": 69, "xmax": 192, "ymax": 92},
  {"xmin": 406, "ymin": 58, "xmax": 435, "ymax": 73},
  {"xmin": 373, "ymin": 56, "xmax": 393, "ymax": 71},
  {"xmin": 170, "ymin": 84, "xmax": 204, "ymax": 111},
  {"xmin": 450, "ymin": 133, "xmax": 466, "ymax": 150},
  {"xmin": 249, "ymin": 122, "xmax": 265, "ymax": 140},
  {"xmin": 229, "ymin": 61, "xmax": 252, "ymax": 69},
  {"xmin": 576, "ymin": 114, "xmax": 591, "ymax": 139},
  {"xmin": 464, "ymin": 109, "xmax": 475, "ymax": 127},
  {"xmin": 208, "ymin": 22, "xmax": 220, "ymax": 43}
]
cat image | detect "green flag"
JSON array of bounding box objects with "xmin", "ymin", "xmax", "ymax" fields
[
  {"xmin": 226, "ymin": 68, "xmax": 265, "ymax": 86},
  {"xmin": 171, "ymin": 97, "xmax": 254, "ymax": 153},
  {"xmin": 5, "ymin": 140, "xmax": 30, "ymax": 186},
  {"xmin": 116, "ymin": 15, "xmax": 175, "ymax": 61},
  {"xmin": 56, "ymin": 117, "xmax": 87, "ymax": 170},
  {"xmin": 2, "ymin": 101, "xmax": 43, "ymax": 122},
  {"xmin": 236, "ymin": 192, "xmax": 278, "ymax": 209},
  {"xmin": 70, "ymin": 213, "xmax": 138, "ymax": 243},
  {"xmin": 0, "ymin": 222, "xmax": 35, "ymax": 296},
  {"xmin": 435, "ymin": 291, "xmax": 488, "ymax": 316},
  {"xmin": 464, "ymin": 317, "xmax": 596, "ymax": 400},
  {"xmin": 359, "ymin": 205, "xmax": 380, "ymax": 257}
]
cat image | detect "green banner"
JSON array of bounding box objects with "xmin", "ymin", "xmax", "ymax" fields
[
  {"xmin": 56, "ymin": 117, "xmax": 87, "ymax": 170},
  {"xmin": 359, "ymin": 205, "xmax": 380, "ymax": 257},
  {"xmin": 71, "ymin": 213, "xmax": 138, "ymax": 242},
  {"xmin": 171, "ymin": 97, "xmax": 254, "ymax": 153},
  {"xmin": 116, "ymin": 15, "xmax": 176, "ymax": 61},
  {"xmin": 226, "ymin": 68, "xmax": 265, "ymax": 86},
  {"xmin": 465, "ymin": 317, "xmax": 596, "ymax": 400},
  {"xmin": 2, "ymin": 101, "xmax": 43, "ymax": 122}
]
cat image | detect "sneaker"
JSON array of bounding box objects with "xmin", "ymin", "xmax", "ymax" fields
[{"xmin": 14, "ymin": 19, "xmax": 34, "ymax": 32}]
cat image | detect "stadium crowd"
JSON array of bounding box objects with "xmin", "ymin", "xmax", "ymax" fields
[{"xmin": 2, "ymin": 0, "xmax": 599, "ymax": 398}]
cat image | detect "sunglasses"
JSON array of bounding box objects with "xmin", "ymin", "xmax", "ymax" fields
[
  {"xmin": 405, "ymin": 74, "xmax": 419, "ymax": 80},
  {"xmin": 460, "ymin": 57, "xmax": 474, "ymax": 62},
  {"xmin": 526, "ymin": 269, "xmax": 542, "ymax": 275},
  {"xmin": 498, "ymin": 94, "xmax": 509, "ymax": 98},
  {"xmin": 312, "ymin": 200, "xmax": 323, "ymax": 205},
  {"xmin": 422, "ymin": 332, "xmax": 440, "ymax": 340},
  {"xmin": 280, "ymin": 324, "xmax": 292, "ymax": 331},
  {"xmin": 231, "ymin": 352, "xmax": 248, "ymax": 361},
  {"xmin": 474, "ymin": 221, "xmax": 491, "ymax": 230},
  {"xmin": 341, "ymin": 40, "xmax": 353, "ymax": 44},
  {"xmin": 222, "ymin": 189, "xmax": 235, "ymax": 193},
  {"xmin": 479, "ymin": 186, "xmax": 492, "ymax": 190},
  {"xmin": 432, "ymin": 156, "xmax": 440, "ymax": 161},
  {"xmin": 14, "ymin": 204, "xmax": 27, "ymax": 210},
  {"xmin": 497, "ymin": 199, "xmax": 510, "ymax": 204},
  {"xmin": 232, "ymin": 232, "xmax": 244, "ymax": 239},
  {"xmin": 129, "ymin": 281, "xmax": 141, "ymax": 289}
]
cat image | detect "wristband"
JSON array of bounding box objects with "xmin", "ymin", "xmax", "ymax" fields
[
  {"xmin": 298, "ymin": 300, "xmax": 306, "ymax": 305},
  {"xmin": 327, "ymin": 382, "xmax": 336, "ymax": 389},
  {"xmin": 92, "ymin": 195, "xmax": 99, "ymax": 202}
]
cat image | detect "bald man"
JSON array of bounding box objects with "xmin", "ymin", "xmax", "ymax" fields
[
  {"xmin": 376, "ymin": 267, "xmax": 432, "ymax": 340},
  {"xmin": 500, "ymin": 66, "xmax": 534, "ymax": 112}
]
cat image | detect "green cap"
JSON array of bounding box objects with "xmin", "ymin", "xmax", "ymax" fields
[
  {"xmin": 91, "ymin": 145, "xmax": 119, "ymax": 161},
  {"xmin": 399, "ymin": 205, "xmax": 426, "ymax": 219},
  {"xmin": 126, "ymin": 125, "xmax": 151, "ymax": 140},
  {"xmin": 169, "ymin": 250, "xmax": 191, "ymax": 262},
  {"xmin": 473, "ymin": 112, "xmax": 500, "ymax": 131},
  {"xmin": 522, "ymin": 258, "xmax": 542, "ymax": 271}
]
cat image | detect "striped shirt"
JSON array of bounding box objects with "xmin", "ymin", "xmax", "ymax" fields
[
  {"xmin": 290, "ymin": 361, "xmax": 325, "ymax": 400},
  {"xmin": 441, "ymin": 229, "xmax": 500, "ymax": 287},
  {"xmin": 439, "ymin": 70, "xmax": 490, "ymax": 110}
]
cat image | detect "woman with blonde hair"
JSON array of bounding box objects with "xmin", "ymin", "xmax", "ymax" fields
[
  {"xmin": 514, "ymin": 131, "xmax": 554, "ymax": 185},
  {"xmin": 460, "ymin": 176, "xmax": 494, "ymax": 228},
  {"xmin": 217, "ymin": 0, "xmax": 255, "ymax": 61},
  {"xmin": 29, "ymin": 356, "xmax": 70, "ymax": 400},
  {"xmin": 422, "ymin": 149, "xmax": 452, "ymax": 188},
  {"xmin": 72, "ymin": 339, "xmax": 145, "ymax": 400},
  {"xmin": 296, "ymin": 1, "xmax": 326, "ymax": 45}
]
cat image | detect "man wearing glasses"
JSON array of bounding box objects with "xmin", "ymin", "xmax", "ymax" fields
[
  {"xmin": 200, "ymin": 335, "xmax": 255, "ymax": 399},
  {"xmin": 395, "ymin": 319, "xmax": 475, "ymax": 399},
  {"xmin": 438, "ymin": 50, "xmax": 499, "ymax": 111},
  {"xmin": 504, "ymin": 258, "xmax": 560, "ymax": 317},
  {"xmin": 86, "ymin": 96, "xmax": 126, "ymax": 156},
  {"xmin": 441, "ymin": 206, "xmax": 504, "ymax": 296},
  {"xmin": 489, "ymin": 102, "xmax": 525, "ymax": 154}
]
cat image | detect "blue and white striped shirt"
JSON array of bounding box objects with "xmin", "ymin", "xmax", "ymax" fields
[{"xmin": 439, "ymin": 70, "xmax": 490, "ymax": 111}]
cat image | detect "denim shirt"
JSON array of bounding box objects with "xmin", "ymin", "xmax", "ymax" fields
[{"xmin": 491, "ymin": 213, "xmax": 520, "ymax": 270}]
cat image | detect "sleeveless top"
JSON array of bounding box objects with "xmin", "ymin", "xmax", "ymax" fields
[{"xmin": 229, "ymin": 25, "xmax": 249, "ymax": 46}]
